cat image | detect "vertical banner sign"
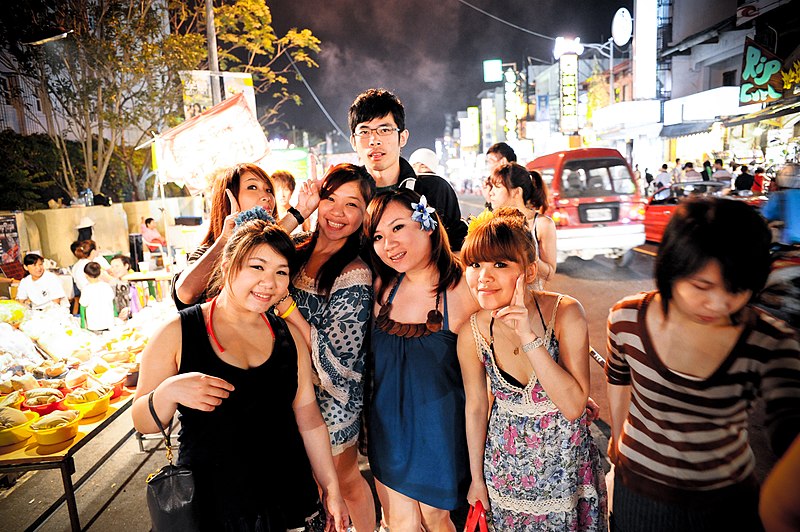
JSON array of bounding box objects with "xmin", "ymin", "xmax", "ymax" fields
[
  {"xmin": 559, "ymin": 54, "xmax": 579, "ymax": 133},
  {"xmin": 0, "ymin": 215, "xmax": 21, "ymax": 267},
  {"xmin": 740, "ymin": 38, "xmax": 783, "ymax": 105}
]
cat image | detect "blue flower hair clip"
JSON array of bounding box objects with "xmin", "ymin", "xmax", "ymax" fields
[
  {"xmin": 234, "ymin": 206, "xmax": 276, "ymax": 227},
  {"xmin": 410, "ymin": 195, "xmax": 438, "ymax": 231}
]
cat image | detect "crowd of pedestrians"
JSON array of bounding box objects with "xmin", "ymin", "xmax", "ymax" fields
[{"xmin": 126, "ymin": 88, "xmax": 799, "ymax": 532}]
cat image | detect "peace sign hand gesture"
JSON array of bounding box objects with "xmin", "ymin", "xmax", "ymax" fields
[
  {"xmin": 295, "ymin": 179, "xmax": 320, "ymax": 221},
  {"xmin": 220, "ymin": 189, "xmax": 241, "ymax": 242},
  {"xmin": 492, "ymin": 275, "xmax": 536, "ymax": 341}
]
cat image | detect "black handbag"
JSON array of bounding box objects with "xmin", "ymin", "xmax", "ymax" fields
[{"xmin": 145, "ymin": 391, "xmax": 199, "ymax": 531}]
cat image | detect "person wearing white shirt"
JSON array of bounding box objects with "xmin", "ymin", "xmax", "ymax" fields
[
  {"xmin": 16, "ymin": 253, "xmax": 68, "ymax": 310},
  {"xmin": 712, "ymin": 158, "xmax": 734, "ymax": 188},
  {"xmin": 80, "ymin": 261, "xmax": 115, "ymax": 331},
  {"xmin": 70, "ymin": 239, "xmax": 113, "ymax": 293}
]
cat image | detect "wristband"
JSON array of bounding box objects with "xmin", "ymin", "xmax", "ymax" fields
[
  {"xmin": 521, "ymin": 337, "xmax": 545, "ymax": 353},
  {"xmin": 278, "ymin": 301, "xmax": 297, "ymax": 319},
  {"xmin": 288, "ymin": 206, "xmax": 305, "ymax": 225}
]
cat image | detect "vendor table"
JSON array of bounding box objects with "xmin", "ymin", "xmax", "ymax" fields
[{"xmin": 0, "ymin": 392, "xmax": 134, "ymax": 531}]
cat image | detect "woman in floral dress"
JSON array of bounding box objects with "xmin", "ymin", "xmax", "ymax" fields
[
  {"xmin": 273, "ymin": 164, "xmax": 377, "ymax": 531},
  {"xmin": 457, "ymin": 208, "xmax": 607, "ymax": 530}
]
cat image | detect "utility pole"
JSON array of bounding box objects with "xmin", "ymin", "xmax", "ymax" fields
[{"xmin": 206, "ymin": 0, "xmax": 221, "ymax": 105}]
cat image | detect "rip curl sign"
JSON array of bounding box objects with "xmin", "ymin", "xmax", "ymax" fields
[{"xmin": 740, "ymin": 38, "xmax": 784, "ymax": 106}]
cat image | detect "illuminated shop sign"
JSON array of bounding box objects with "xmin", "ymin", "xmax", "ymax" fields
[
  {"xmin": 740, "ymin": 38, "xmax": 783, "ymax": 105},
  {"xmin": 559, "ymin": 53, "xmax": 579, "ymax": 133}
]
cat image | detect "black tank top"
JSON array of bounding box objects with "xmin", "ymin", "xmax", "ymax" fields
[{"xmin": 175, "ymin": 305, "xmax": 320, "ymax": 529}]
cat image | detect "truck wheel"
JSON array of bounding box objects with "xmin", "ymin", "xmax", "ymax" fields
[{"xmin": 615, "ymin": 249, "xmax": 635, "ymax": 268}]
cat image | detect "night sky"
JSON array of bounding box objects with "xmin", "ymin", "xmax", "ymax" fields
[{"xmin": 267, "ymin": 0, "xmax": 634, "ymax": 152}]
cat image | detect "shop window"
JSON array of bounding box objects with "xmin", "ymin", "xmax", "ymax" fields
[{"xmin": 722, "ymin": 70, "xmax": 737, "ymax": 87}]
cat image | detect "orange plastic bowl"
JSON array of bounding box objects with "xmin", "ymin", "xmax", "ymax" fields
[
  {"xmin": 0, "ymin": 393, "xmax": 25, "ymax": 410},
  {"xmin": 64, "ymin": 390, "xmax": 112, "ymax": 418},
  {"xmin": 22, "ymin": 398, "xmax": 65, "ymax": 416},
  {"xmin": 0, "ymin": 410, "xmax": 39, "ymax": 446},
  {"xmin": 30, "ymin": 410, "xmax": 83, "ymax": 445}
]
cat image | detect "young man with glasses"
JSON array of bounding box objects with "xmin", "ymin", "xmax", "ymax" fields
[{"xmin": 349, "ymin": 88, "xmax": 467, "ymax": 250}]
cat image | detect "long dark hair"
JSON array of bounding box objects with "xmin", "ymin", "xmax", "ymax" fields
[
  {"xmin": 202, "ymin": 163, "xmax": 277, "ymax": 248},
  {"xmin": 294, "ymin": 164, "xmax": 376, "ymax": 298},
  {"xmin": 365, "ymin": 188, "xmax": 462, "ymax": 302},
  {"xmin": 492, "ymin": 162, "xmax": 548, "ymax": 212}
]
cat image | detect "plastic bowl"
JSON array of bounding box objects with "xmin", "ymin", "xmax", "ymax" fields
[
  {"xmin": 22, "ymin": 398, "xmax": 65, "ymax": 416},
  {"xmin": 64, "ymin": 390, "xmax": 112, "ymax": 418},
  {"xmin": 0, "ymin": 410, "xmax": 39, "ymax": 446},
  {"xmin": 0, "ymin": 393, "xmax": 25, "ymax": 410},
  {"xmin": 30, "ymin": 410, "xmax": 83, "ymax": 445}
]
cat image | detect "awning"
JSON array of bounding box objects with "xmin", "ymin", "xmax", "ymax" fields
[
  {"xmin": 721, "ymin": 98, "xmax": 800, "ymax": 127},
  {"xmin": 660, "ymin": 120, "xmax": 716, "ymax": 138}
]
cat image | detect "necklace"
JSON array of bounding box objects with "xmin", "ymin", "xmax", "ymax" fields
[
  {"xmin": 206, "ymin": 297, "xmax": 274, "ymax": 353},
  {"xmin": 489, "ymin": 316, "xmax": 519, "ymax": 355},
  {"xmin": 375, "ymin": 277, "xmax": 444, "ymax": 338}
]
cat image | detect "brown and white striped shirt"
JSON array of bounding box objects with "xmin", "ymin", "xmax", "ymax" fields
[{"xmin": 606, "ymin": 291, "xmax": 800, "ymax": 504}]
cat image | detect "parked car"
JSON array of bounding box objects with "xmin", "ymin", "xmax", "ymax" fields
[
  {"xmin": 644, "ymin": 181, "xmax": 767, "ymax": 243},
  {"xmin": 527, "ymin": 148, "xmax": 646, "ymax": 264}
]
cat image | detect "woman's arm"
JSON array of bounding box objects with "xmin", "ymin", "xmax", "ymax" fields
[
  {"xmin": 607, "ymin": 383, "xmax": 631, "ymax": 462},
  {"xmin": 132, "ymin": 314, "xmax": 234, "ymax": 433},
  {"xmin": 277, "ymin": 179, "xmax": 320, "ymax": 233},
  {"xmin": 174, "ymin": 240, "xmax": 225, "ymax": 306},
  {"xmin": 457, "ymin": 320, "xmax": 491, "ymax": 509},
  {"xmin": 535, "ymin": 215, "xmax": 557, "ymax": 281},
  {"xmin": 288, "ymin": 323, "xmax": 349, "ymax": 530},
  {"xmin": 495, "ymin": 282, "xmax": 589, "ymax": 420}
]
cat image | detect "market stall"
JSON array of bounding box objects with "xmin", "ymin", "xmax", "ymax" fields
[{"xmin": 0, "ymin": 298, "xmax": 176, "ymax": 531}]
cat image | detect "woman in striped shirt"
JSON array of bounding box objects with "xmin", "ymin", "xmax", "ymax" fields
[{"xmin": 606, "ymin": 197, "xmax": 800, "ymax": 531}]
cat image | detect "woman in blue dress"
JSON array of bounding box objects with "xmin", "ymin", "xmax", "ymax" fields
[
  {"xmin": 364, "ymin": 189, "xmax": 479, "ymax": 530},
  {"xmin": 273, "ymin": 164, "xmax": 377, "ymax": 530}
]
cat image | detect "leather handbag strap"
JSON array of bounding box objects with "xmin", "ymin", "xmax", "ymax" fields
[{"xmin": 148, "ymin": 391, "xmax": 173, "ymax": 453}]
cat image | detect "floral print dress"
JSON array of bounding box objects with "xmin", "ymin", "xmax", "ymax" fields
[
  {"xmin": 292, "ymin": 262, "xmax": 372, "ymax": 455},
  {"xmin": 469, "ymin": 295, "xmax": 608, "ymax": 531}
]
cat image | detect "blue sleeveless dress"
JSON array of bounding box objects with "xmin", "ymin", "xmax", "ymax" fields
[{"xmin": 368, "ymin": 275, "xmax": 470, "ymax": 510}]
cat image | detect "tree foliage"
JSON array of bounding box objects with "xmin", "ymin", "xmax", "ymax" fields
[
  {"xmin": 0, "ymin": 0, "xmax": 320, "ymax": 204},
  {"xmin": 0, "ymin": 131, "xmax": 60, "ymax": 211},
  {"xmin": 174, "ymin": 0, "xmax": 321, "ymax": 127},
  {"xmin": 0, "ymin": 0, "xmax": 204, "ymax": 200}
]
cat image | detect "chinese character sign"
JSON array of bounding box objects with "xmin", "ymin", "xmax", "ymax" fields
[
  {"xmin": 740, "ymin": 38, "xmax": 783, "ymax": 105},
  {"xmin": 559, "ymin": 54, "xmax": 579, "ymax": 133}
]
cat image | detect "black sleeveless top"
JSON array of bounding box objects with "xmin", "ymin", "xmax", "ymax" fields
[{"xmin": 176, "ymin": 305, "xmax": 321, "ymax": 530}]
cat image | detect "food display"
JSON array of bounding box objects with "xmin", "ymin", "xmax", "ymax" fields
[
  {"xmin": 0, "ymin": 390, "xmax": 23, "ymax": 409},
  {"xmin": 0, "ymin": 409, "xmax": 38, "ymax": 446},
  {"xmin": 0, "ymin": 290, "xmax": 175, "ymax": 451},
  {"xmin": 30, "ymin": 410, "xmax": 83, "ymax": 445},
  {"xmin": 0, "ymin": 407, "xmax": 29, "ymax": 429}
]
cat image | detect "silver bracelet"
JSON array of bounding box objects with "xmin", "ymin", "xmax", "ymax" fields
[{"xmin": 521, "ymin": 337, "xmax": 545, "ymax": 352}]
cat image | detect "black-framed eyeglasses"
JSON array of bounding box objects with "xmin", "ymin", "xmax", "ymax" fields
[{"xmin": 353, "ymin": 126, "xmax": 401, "ymax": 138}]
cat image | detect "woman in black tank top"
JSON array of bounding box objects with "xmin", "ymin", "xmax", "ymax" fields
[{"xmin": 133, "ymin": 216, "xmax": 349, "ymax": 531}]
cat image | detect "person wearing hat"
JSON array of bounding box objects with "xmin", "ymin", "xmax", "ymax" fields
[
  {"xmin": 75, "ymin": 216, "xmax": 95, "ymax": 242},
  {"xmin": 408, "ymin": 148, "xmax": 439, "ymax": 176},
  {"xmin": 348, "ymin": 88, "xmax": 467, "ymax": 250}
]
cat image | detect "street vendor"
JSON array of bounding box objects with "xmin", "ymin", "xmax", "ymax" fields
[{"xmin": 16, "ymin": 253, "xmax": 68, "ymax": 310}]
